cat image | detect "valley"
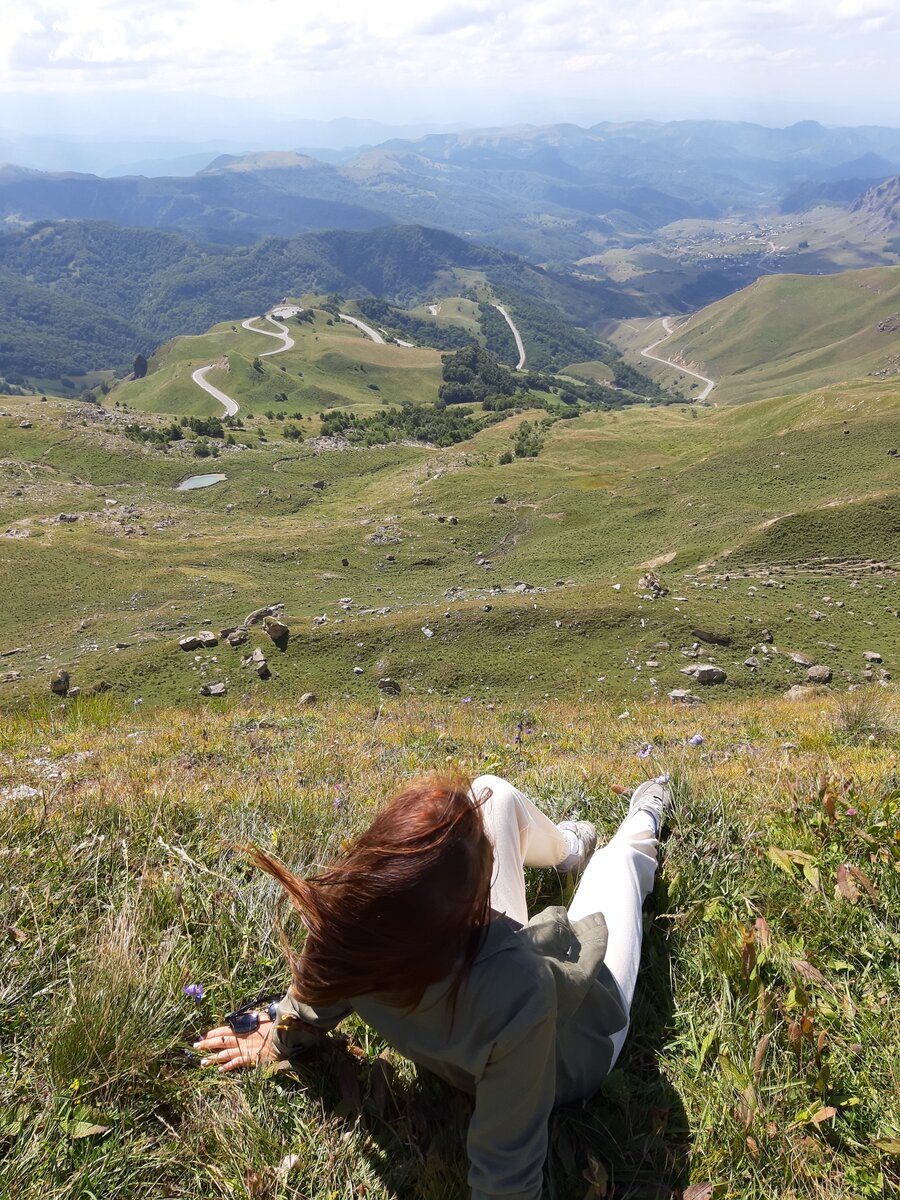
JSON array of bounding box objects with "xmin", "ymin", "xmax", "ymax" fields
[{"xmin": 1, "ymin": 275, "xmax": 897, "ymax": 712}]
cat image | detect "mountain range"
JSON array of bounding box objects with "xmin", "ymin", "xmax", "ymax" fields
[{"xmin": 3, "ymin": 120, "xmax": 900, "ymax": 258}]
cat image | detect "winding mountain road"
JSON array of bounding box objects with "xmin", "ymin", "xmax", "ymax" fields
[
  {"xmin": 494, "ymin": 303, "xmax": 526, "ymax": 370},
  {"xmin": 191, "ymin": 312, "xmax": 298, "ymax": 416},
  {"xmin": 339, "ymin": 313, "xmax": 385, "ymax": 343},
  {"xmin": 640, "ymin": 316, "xmax": 716, "ymax": 401}
]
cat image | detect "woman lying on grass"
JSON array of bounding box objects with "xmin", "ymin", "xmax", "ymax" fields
[{"xmin": 195, "ymin": 773, "xmax": 671, "ymax": 1200}]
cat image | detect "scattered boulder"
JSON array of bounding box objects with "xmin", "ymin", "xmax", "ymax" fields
[
  {"xmin": 197, "ymin": 631, "xmax": 218, "ymax": 649},
  {"xmin": 669, "ymin": 688, "xmax": 704, "ymax": 705},
  {"xmin": 493, "ymin": 495, "xmax": 508, "ymax": 505},
  {"xmin": 483, "ymin": 604, "xmax": 493, "ymax": 612},
  {"xmin": 341, "ymin": 557, "xmax": 350, "ymax": 567},
  {"xmin": 242, "ymin": 648, "xmax": 267, "ymax": 669},
  {"xmin": 200, "ymin": 681, "xmax": 227, "ymax": 697},
  {"xmin": 681, "ymin": 664, "xmax": 727, "ymax": 684},
  {"xmin": 449, "ymin": 516, "xmax": 458, "ymax": 526},
  {"xmin": 19, "ymin": 420, "xmax": 32, "ymax": 429},
  {"xmin": 378, "ymin": 677, "xmax": 401, "ymax": 695},
  {"xmin": 57, "ymin": 513, "xmax": 79, "ymax": 524},
  {"xmin": 1, "ymin": 670, "xmax": 22, "ymax": 683},
  {"xmin": 179, "ymin": 635, "xmax": 201, "ymax": 651},
  {"xmin": 863, "ymin": 650, "xmax": 883, "ymax": 663},
  {"xmin": 638, "ymin": 571, "xmax": 668, "ymax": 597},
  {"xmin": 245, "ymin": 603, "xmax": 283, "ymax": 626},
  {"xmin": 311, "ymin": 480, "xmax": 326, "ymax": 490},
  {"xmin": 67, "ymin": 687, "xmax": 81, "ymax": 699},
  {"xmin": 744, "ymin": 656, "xmax": 760, "ymax": 669},
  {"xmin": 789, "ymin": 652, "xmax": 814, "ymax": 667},
  {"xmin": 298, "ymin": 692, "xmax": 317, "ymax": 705},
  {"xmin": 264, "ymin": 617, "xmax": 290, "ymax": 647},
  {"xmin": 691, "ymin": 627, "xmax": 731, "ymax": 647},
  {"xmin": 783, "ymin": 684, "xmax": 826, "ymax": 701},
  {"xmin": 50, "ymin": 670, "xmax": 70, "ymax": 696},
  {"xmin": 256, "ymin": 660, "xmax": 271, "ymax": 680},
  {"xmin": 807, "ymin": 665, "xmax": 833, "ymax": 684},
  {"xmin": 760, "ymin": 628, "xmax": 774, "ymax": 643},
  {"xmin": 226, "ymin": 628, "xmax": 248, "ymax": 648},
  {"xmin": 354, "ymin": 667, "xmax": 363, "ymax": 675}
]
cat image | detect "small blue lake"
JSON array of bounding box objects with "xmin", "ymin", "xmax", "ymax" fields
[{"xmin": 176, "ymin": 473, "xmax": 227, "ymax": 491}]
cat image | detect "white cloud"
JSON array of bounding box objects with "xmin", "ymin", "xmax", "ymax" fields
[{"xmin": 0, "ymin": 0, "xmax": 897, "ymax": 127}]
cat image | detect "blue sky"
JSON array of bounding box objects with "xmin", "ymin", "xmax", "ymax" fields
[{"xmin": 1, "ymin": 0, "xmax": 899, "ymax": 140}]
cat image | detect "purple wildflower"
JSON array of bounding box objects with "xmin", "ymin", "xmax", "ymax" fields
[
  {"xmin": 687, "ymin": 733, "xmax": 704, "ymax": 748},
  {"xmin": 638, "ymin": 743, "xmax": 653, "ymax": 759},
  {"xmin": 461, "ymin": 697, "xmax": 472, "ymax": 703},
  {"xmin": 845, "ymin": 807, "xmax": 858, "ymax": 817},
  {"xmin": 183, "ymin": 983, "xmax": 204, "ymax": 1002}
]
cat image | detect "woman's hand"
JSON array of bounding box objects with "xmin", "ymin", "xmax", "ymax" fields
[{"xmin": 194, "ymin": 1014, "xmax": 278, "ymax": 1073}]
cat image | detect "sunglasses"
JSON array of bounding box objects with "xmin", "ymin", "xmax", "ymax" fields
[{"xmin": 224, "ymin": 998, "xmax": 279, "ymax": 1034}]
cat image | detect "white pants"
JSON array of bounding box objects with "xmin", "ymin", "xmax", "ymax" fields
[{"xmin": 472, "ymin": 774, "xmax": 659, "ymax": 1066}]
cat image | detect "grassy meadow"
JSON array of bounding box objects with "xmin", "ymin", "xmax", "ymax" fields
[
  {"xmin": 1, "ymin": 268, "xmax": 899, "ymax": 1200},
  {"xmin": 1, "ymin": 690, "xmax": 898, "ymax": 1199},
  {"xmin": 612, "ymin": 268, "xmax": 900, "ymax": 406}
]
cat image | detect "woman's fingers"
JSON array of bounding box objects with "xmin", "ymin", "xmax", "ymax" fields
[{"xmin": 195, "ymin": 1025, "xmax": 234, "ymax": 1047}]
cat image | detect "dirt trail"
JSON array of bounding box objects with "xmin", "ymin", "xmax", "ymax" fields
[{"xmin": 640, "ymin": 316, "xmax": 716, "ymax": 401}]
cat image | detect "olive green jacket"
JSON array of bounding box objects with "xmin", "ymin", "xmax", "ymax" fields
[{"xmin": 271, "ymin": 906, "xmax": 627, "ymax": 1200}]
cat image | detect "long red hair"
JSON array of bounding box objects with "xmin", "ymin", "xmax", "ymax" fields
[{"xmin": 250, "ymin": 773, "xmax": 493, "ymax": 1011}]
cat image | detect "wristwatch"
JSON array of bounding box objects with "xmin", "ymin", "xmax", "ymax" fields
[{"xmin": 224, "ymin": 999, "xmax": 280, "ymax": 1034}]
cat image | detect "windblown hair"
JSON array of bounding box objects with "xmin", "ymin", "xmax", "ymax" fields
[{"xmin": 250, "ymin": 774, "xmax": 493, "ymax": 1012}]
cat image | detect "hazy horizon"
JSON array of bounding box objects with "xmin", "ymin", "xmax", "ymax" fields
[{"xmin": 2, "ymin": 0, "xmax": 899, "ymax": 164}]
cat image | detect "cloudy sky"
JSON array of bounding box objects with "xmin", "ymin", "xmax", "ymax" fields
[{"xmin": 1, "ymin": 0, "xmax": 898, "ymax": 143}]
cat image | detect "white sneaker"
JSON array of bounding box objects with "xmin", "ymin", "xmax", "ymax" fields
[
  {"xmin": 627, "ymin": 778, "xmax": 672, "ymax": 835},
  {"xmin": 556, "ymin": 820, "xmax": 598, "ymax": 874}
]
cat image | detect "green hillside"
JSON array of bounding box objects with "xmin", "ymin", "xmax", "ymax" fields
[
  {"xmin": 1, "ymin": 300, "xmax": 896, "ymax": 710},
  {"xmin": 657, "ymin": 267, "xmax": 900, "ymax": 403},
  {"xmin": 0, "ymin": 220, "xmax": 650, "ymax": 385}
]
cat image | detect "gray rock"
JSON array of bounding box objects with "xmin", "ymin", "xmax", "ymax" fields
[
  {"xmin": 669, "ymin": 688, "xmax": 704, "ymax": 705},
  {"xmin": 245, "ymin": 604, "xmax": 283, "ymax": 626},
  {"xmin": 789, "ymin": 652, "xmax": 813, "ymax": 667},
  {"xmin": 264, "ymin": 617, "xmax": 289, "ymax": 644},
  {"xmin": 807, "ymin": 665, "xmax": 833, "ymax": 684},
  {"xmin": 311, "ymin": 480, "xmax": 326, "ymax": 490},
  {"xmin": 19, "ymin": 420, "xmax": 32, "ymax": 429},
  {"xmin": 50, "ymin": 670, "xmax": 70, "ymax": 696},
  {"xmin": 57, "ymin": 513, "xmax": 79, "ymax": 523},
  {"xmin": 483, "ymin": 604, "xmax": 493, "ymax": 612},
  {"xmin": 783, "ymin": 684, "xmax": 826, "ymax": 701},
  {"xmin": 638, "ymin": 571, "xmax": 668, "ymax": 597},
  {"xmin": 226, "ymin": 628, "xmax": 248, "ymax": 648},
  {"xmin": 760, "ymin": 628, "xmax": 774, "ymax": 642},
  {"xmin": 744, "ymin": 656, "xmax": 760, "ymax": 669},
  {"xmin": 449, "ymin": 516, "xmax": 458, "ymax": 525},
  {"xmin": 242, "ymin": 648, "xmax": 267, "ymax": 668},
  {"xmin": 66, "ymin": 687, "xmax": 81, "ymax": 699},
  {"xmin": 197, "ymin": 630, "xmax": 219, "ymax": 649},
  {"xmin": 298, "ymin": 692, "xmax": 317, "ymax": 705},
  {"xmin": 256, "ymin": 661, "xmax": 271, "ymax": 680},
  {"xmin": 377, "ymin": 676, "xmax": 401, "ymax": 695},
  {"xmin": 179, "ymin": 635, "xmax": 201, "ymax": 651},
  {"xmin": 341, "ymin": 557, "xmax": 350, "ymax": 567},
  {"xmin": 863, "ymin": 650, "xmax": 883, "ymax": 662},
  {"xmin": 1, "ymin": 670, "xmax": 22, "ymax": 683},
  {"xmin": 353, "ymin": 666, "xmax": 364, "ymax": 675},
  {"xmin": 691, "ymin": 627, "xmax": 732, "ymax": 646},
  {"xmin": 493, "ymin": 495, "xmax": 508, "ymax": 505},
  {"xmin": 200, "ymin": 681, "xmax": 227, "ymax": 697},
  {"xmin": 682, "ymin": 664, "xmax": 727, "ymax": 684}
]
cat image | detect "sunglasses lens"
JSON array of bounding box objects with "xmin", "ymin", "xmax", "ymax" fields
[{"xmin": 228, "ymin": 1012, "xmax": 258, "ymax": 1034}]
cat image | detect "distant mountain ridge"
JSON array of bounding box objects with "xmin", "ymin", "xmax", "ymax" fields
[
  {"xmin": 2, "ymin": 119, "xmax": 900, "ymax": 258},
  {"xmin": 851, "ymin": 175, "xmax": 900, "ymax": 233}
]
